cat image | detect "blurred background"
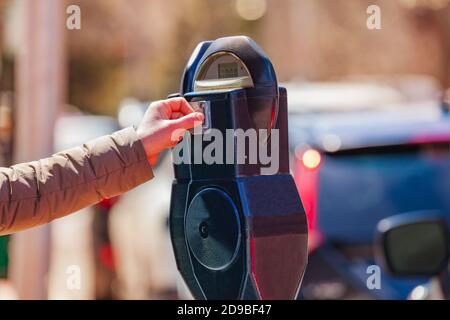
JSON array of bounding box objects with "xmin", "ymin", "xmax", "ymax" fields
[{"xmin": 0, "ymin": 0, "xmax": 450, "ymax": 300}]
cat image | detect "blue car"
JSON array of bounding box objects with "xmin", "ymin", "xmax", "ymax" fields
[{"xmin": 287, "ymin": 81, "xmax": 450, "ymax": 299}]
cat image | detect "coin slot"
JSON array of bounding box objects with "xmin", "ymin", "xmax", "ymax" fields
[{"xmin": 189, "ymin": 100, "xmax": 211, "ymax": 133}]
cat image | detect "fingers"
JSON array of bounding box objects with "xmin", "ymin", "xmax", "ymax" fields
[
  {"xmin": 170, "ymin": 112, "xmax": 184, "ymax": 120},
  {"xmin": 170, "ymin": 112, "xmax": 204, "ymax": 131},
  {"xmin": 167, "ymin": 97, "xmax": 195, "ymax": 116}
]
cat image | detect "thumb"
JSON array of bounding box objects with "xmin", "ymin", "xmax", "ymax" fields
[{"xmin": 170, "ymin": 112, "xmax": 204, "ymax": 130}]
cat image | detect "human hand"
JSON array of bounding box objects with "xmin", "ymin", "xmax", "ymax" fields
[{"xmin": 136, "ymin": 98, "xmax": 204, "ymax": 166}]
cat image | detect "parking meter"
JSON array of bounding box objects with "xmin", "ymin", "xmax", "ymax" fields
[{"xmin": 169, "ymin": 36, "xmax": 308, "ymax": 300}]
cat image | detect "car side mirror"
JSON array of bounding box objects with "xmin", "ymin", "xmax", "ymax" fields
[{"xmin": 375, "ymin": 212, "xmax": 449, "ymax": 277}]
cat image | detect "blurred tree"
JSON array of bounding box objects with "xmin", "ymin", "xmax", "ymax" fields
[
  {"xmin": 400, "ymin": 0, "xmax": 450, "ymax": 87},
  {"xmin": 67, "ymin": 0, "xmax": 450, "ymax": 115},
  {"xmin": 67, "ymin": 0, "xmax": 260, "ymax": 116},
  {"xmin": 263, "ymin": 0, "xmax": 450, "ymax": 88}
]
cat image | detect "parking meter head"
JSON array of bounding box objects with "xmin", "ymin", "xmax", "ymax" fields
[{"xmin": 192, "ymin": 36, "xmax": 279, "ymax": 135}]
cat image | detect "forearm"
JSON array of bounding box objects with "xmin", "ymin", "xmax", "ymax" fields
[{"xmin": 0, "ymin": 127, "xmax": 153, "ymax": 235}]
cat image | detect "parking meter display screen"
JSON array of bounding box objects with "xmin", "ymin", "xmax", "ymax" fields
[
  {"xmin": 194, "ymin": 53, "xmax": 254, "ymax": 91},
  {"xmin": 218, "ymin": 62, "xmax": 238, "ymax": 79}
]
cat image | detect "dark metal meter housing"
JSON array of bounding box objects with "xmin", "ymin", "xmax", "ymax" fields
[{"xmin": 169, "ymin": 36, "xmax": 308, "ymax": 300}]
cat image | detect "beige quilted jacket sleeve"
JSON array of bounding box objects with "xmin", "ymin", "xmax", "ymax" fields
[{"xmin": 0, "ymin": 127, "xmax": 154, "ymax": 235}]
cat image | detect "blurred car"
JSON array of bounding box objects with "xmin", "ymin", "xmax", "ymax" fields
[{"xmin": 286, "ymin": 79, "xmax": 450, "ymax": 299}]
